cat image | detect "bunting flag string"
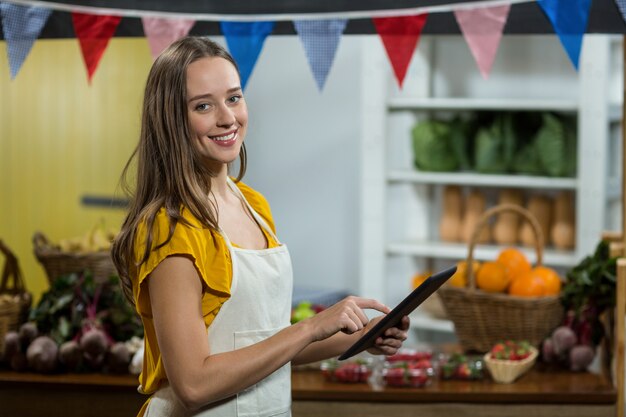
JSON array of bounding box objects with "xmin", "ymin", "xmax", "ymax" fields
[
  {"xmin": 0, "ymin": 0, "xmax": 607, "ymax": 87},
  {"xmin": 294, "ymin": 19, "xmax": 347, "ymax": 91},
  {"xmin": 455, "ymin": 4, "xmax": 510, "ymax": 79},
  {"xmin": 373, "ymin": 14, "xmax": 428, "ymax": 88},
  {"xmin": 71, "ymin": 12, "xmax": 121, "ymax": 83},
  {"xmin": 0, "ymin": 3, "xmax": 50, "ymax": 78},
  {"xmin": 142, "ymin": 17, "xmax": 196, "ymax": 60},
  {"xmin": 537, "ymin": 0, "xmax": 592, "ymax": 70},
  {"xmin": 616, "ymin": 0, "xmax": 626, "ymax": 23},
  {"xmin": 220, "ymin": 21, "xmax": 275, "ymax": 90}
]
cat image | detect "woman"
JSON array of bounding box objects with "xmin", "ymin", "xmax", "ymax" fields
[{"xmin": 111, "ymin": 36, "xmax": 409, "ymax": 417}]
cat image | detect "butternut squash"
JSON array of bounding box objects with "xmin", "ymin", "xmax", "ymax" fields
[
  {"xmin": 551, "ymin": 191, "xmax": 576, "ymax": 249},
  {"xmin": 460, "ymin": 190, "xmax": 491, "ymax": 244},
  {"xmin": 493, "ymin": 189, "xmax": 524, "ymax": 245},
  {"xmin": 439, "ymin": 185, "xmax": 463, "ymax": 242},
  {"xmin": 519, "ymin": 195, "xmax": 552, "ymax": 247}
]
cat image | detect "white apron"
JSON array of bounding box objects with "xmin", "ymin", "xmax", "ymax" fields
[{"xmin": 144, "ymin": 179, "xmax": 293, "ymax": 417}]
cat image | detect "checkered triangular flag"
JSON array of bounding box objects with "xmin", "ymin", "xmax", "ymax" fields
[
  {"xmin": 294, "ymin": 19, "xmax": 347, "ymax": 91},
  {"xmin": 0, "ymin": 3, "xmax": 51, "ymax": 79},
  {"xmin": 615, "ymin": 0, "xmax": 626, "ymax": 22}
]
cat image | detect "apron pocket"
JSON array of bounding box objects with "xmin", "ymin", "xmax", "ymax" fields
[{"xmin": 234, "ymin": 328, "xmax": 291, "ymax": 417}]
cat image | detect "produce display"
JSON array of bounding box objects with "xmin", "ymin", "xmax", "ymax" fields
[
  {"xmin": 382, "ymin": 349, "xmax": 436, "ymax": 387},
  {"xmin": 411, "ymin": 111, "xmax": 576, "ymax": 178},
  {"xmin": 484, "ymin": 340, "xmax": 538, "ymax": 383},
  {"xmin": 439, "ymin": 352, "xmax": 485, "ymax": 380},
  {"xmin": 320, "ymin": 358, "xmax": 372, "ymax": 383},
  {"xmin": 55, "ymin": 223, "xmax": 118, "ymax": 253},
  {"xmin": 474, "ymin": 248, "xmax": 561, "ymax": 298},
  {"xmin": 290, "ymin": 301, "xmax": 326, "ymax": 324},
  {"xmin": 0, "ymin": 272, "xmax": 143, "ymax": 374},
  {"xmin": 539, "ymin": 240, "xmax": 617, "ymax": 372}
]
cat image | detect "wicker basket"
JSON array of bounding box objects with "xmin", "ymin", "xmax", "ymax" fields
[
  {"xmin": 438, "ymin": 204, "xmax": 564, "ymax": 353},
  {"xmin": 0, "ymin": 240, "xmax": 30, "ymax": 329},
  {"xmin": 484, "ymin": 347, "xmax": 538, "ymax": 383},
  {"xmin": 32, "ymin": 232, "xmax": 117, "ymax": 284},
  {"xmin": 0, "ymin": 295, "xmax": 20, "ymax": 355}
]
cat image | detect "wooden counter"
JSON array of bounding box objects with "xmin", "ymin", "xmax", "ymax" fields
[{"xmin": 0, "ymin": 367, "xmax": 617, "ymax": 417}]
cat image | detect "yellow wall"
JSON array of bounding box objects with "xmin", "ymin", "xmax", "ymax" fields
[{"xmin": 0, "ymin": 38, "xmax": 152, "ymax": 301}]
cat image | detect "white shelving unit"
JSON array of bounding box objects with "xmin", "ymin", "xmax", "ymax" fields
[{"xmin": 359, "ymin": 35, "xmax": 623, "ymax": 340}]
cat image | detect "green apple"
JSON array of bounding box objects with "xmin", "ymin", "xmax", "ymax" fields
[{"xmin": 291, "ymin": 301, "xmax": 316, "ymax": 323}]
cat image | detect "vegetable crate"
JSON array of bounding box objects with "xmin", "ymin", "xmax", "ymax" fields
[
  {"xmin": 438, "ymin": 204, "xmax": 564, "ymax": 352},
  {"xmin": 33, "ymin": 232, "xmax": 117, "ymax": 284}
]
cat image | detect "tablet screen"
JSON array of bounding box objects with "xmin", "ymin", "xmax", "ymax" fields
[{"xmin": 338, "ymin": 265, "xmax": 457, "ymax": 361}]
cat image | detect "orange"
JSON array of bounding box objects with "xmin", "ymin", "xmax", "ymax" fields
[
  {"xmin": 476, "ymin": 261, "xmax": 510, "ymax": 293},
  {"xmin": 496, "ymin": 247, "xmax": 531, "ymax": 282},
  {"xmin": 532, "ymin": 266, "xmax": 562, "ymax": 296},
  {"xmin": 448, "ymin": 260, "xmax": 480, "ymax": 288},
  {"xmin": 412, "ymin": 271, "xmax": 432, "ymax": 289},
  {"xmin": 508, "ymin": 269, "xmax": 547, "ymax": 297}
]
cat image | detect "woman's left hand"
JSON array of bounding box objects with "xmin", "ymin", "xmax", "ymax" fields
[{"xmin": 365, "ymin": 315, "xmax": 410, "ymax": 356}]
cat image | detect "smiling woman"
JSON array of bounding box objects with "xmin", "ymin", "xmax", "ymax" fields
[{"xmin": 110, "ymin": 36, "xmax": 410, "ymax": 417}]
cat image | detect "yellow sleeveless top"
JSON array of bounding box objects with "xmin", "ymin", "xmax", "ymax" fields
[{"xmin": 131, "ymin": 180, "xmax": 279, "ymax": 396}]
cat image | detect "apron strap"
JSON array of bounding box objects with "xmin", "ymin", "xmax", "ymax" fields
[{"xmin": 226, "ymin": 177, "xmax": 282, "ymax": 245}]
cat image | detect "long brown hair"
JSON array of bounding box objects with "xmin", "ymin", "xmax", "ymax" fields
[{"xmin": 111, "ymin": 37, "xmax": 247, "ymax": 305}]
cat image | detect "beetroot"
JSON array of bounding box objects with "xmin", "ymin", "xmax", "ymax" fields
[
  {"xmin": 80, "ymin": 328, "xmax": 109, "ymax": 357},
  {"xmin": 541, "ymin": 338, "xmax": 555, "ymax": 363},
  {"xmin": 552, "ymin": 326, "xmax": 577, "ymax": 354},
  {"xmin": 106, "ymin": 342, "xmax": 131, "ymax": 374},
  {"xmin": 569, "ymin": 345, "xmax": 595, "ymax": 372},
  {"xmin": 26, "ymin": 336, "xmax": 58, "ymax": 373},
  {"xmin": 2, "ymin": 331, "xmax": 20, "ymax": 362},
  {"xmin": 59, "ymin": 340, "xmax": 83, "ymax": 372},
  {"xmin": 18, "ymin": 322, "xmax": 38, "ymax": 346}
]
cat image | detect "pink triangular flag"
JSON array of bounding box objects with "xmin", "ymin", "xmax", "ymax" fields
[
  {"xmin": 72, "ymin": 12, "xmax": 121, "ymax": 83},
  {"xmin": 372, "ymin": 15, "xmax": 428, "ymax": 88},
  {"xmin": 141, "ymin": 17, "xmax": 195, "ymax": 60},
  {"xmin": 454, "ymin": 5, "xmax": 510, "ymax": 80}
]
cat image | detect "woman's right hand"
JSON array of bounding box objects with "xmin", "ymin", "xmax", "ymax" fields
[{"xmin": 300, "ymin": 296, "xmax": 390, "ymax": 342}]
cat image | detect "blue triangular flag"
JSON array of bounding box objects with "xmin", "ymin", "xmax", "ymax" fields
[
  {"xmin": 537, "ymin": 0, "xmax": 592, "ymax": 70},
  {"xmin": 220, "ymin": 21, "xmax": 275, "ymax": 90},
  {"xmin": 615, "ymin": 0, "xmax": 626, "ymax": 22},
  {"xmin": 294, "ymin": 19, "xmax": 347, "ymax": 91},
  {"xmin": 0, "ymin": 3, "xmax": 51, "ymax": 79}
]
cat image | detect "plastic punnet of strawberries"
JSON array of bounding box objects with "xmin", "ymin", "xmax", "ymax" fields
[
  {"xmin": 490, "ymin": 340, "xmax": 533, "ymax": 361},
  {"xmin": 320, "ymin": 358, "xmax": 372, "ymax": 383}
]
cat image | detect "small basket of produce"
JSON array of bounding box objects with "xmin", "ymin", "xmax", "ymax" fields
[
  {"xmin": 0, "ymin": 240, "xmax": 32, "ymax": 345},
  {"xmin": 32, "ymin": 227, "xmax": 117, "ymax": 284},
  {"xmin": 438, "ymin": 204, "xmax": 564, "ymax": 352},
  {"xmin": 484, "ymin": 340, "xmax": 538, "ymax": 383}
]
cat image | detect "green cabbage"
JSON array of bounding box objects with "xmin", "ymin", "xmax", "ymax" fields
[{"xmin": 411, "ymin": 120, "xmax": 459, "ymax": 172}]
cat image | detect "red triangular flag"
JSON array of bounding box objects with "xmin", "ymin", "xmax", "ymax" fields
[
  {"xmin": 72, "ymin": 12, "xmax": 121, "ymax": 83},
  {"xmin": 373, "ymin": 15, "xmax": 428, "ymax": 88}
]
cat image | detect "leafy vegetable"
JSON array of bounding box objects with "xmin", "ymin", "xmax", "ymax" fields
[
  {"xmin": 473, "ymin": 113, "xmax": 516, "ymax": 174},
  {"xmin": 29, "ymin": 272, "xmax": 143, "ymax": 345},
  {"xmin": 561, "ymin": 240, "xmax": 616, "ymax": 315},
  {"xmin": 411, "ymin": 120, "xmax": 459, "ymax": 172},
  {"xmin": 536, "ymin": 113, "xmax": 568, "ymax": 177}
]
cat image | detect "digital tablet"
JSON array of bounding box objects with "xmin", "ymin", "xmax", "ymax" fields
[{"xmin": 338, "ymin": 265, "xmax": 457, "ymax": 361}]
